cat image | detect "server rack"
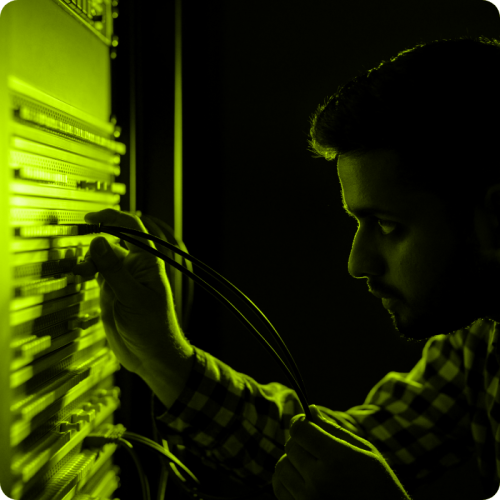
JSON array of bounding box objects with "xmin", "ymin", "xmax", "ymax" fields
[{"xmin": 0, "ymin": 0, "xmax": 129, "ymax": 498}]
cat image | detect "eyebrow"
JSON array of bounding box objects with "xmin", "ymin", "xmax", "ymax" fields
[{"xmin": 342, "ymin": 201, "xmax": 400, "ymax": 219}]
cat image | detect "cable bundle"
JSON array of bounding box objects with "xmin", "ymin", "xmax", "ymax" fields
[
  {"xmin": 78, "ymin": 222, "xmax": 312, "ymax": 420},
  {"xmin": 78, "ymin": 222, "xmax": 311, "ymax": 500}
]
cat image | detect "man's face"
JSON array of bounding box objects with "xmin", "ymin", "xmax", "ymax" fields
[{"xmin": 338, "ymin": 148, "xmax": 500, "ymax": 343}]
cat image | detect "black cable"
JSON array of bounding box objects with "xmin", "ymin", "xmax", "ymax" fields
[
  {"xmin": 94, "ymin": 224, "xmax": 311, "ymax": 421},
  {"xmin": 111, "ymin": 222, "xmax": 306, "ymax": 399},
  {"xmin": 80, "ymin": 224, "xmax": 312, "ymax": 419},
  {"xmin": 85, "ymin": 221, "xmax": 306, "ymax": 401},
  {"xmin": 78, "ymin": 221, "xmax": 295, "ymax": 499},
  {"xmin": 139, "ymin": 214, "xmax": 195, "ymax": 333},
  {"xmin": 116, "ymin": 437, "xmax": 151, "ymax": 500},
  {"xmin": 123, "ymin": 432, "xmax": 275, "ymax": 500},
  {"xmin": 150, "ymin": 391, "xmax": 169, "ymax": 500}
]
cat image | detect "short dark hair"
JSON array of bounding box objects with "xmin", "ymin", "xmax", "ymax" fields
[{"xmin": 307, "ymin": 35, "xmax": 500, "ymax": 218}]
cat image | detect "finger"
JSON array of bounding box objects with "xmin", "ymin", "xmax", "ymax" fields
[
  {"xmin": 284, "ymin": 438, "xmax": 317, "ymax": 479},
  {"xmin": 272, "ymin": 477, "xmax": 296, "ymax": 500},
  {"xmin": 312, "ymin": 407, "xmax": 373, "ymax": 453},
  {"xmin": 309, "ymin": 405, "xmax": 324, "ymax": 424},
  {"xmin": 72, "ymin": 258, "xmax": 98, "ymax": 278},
  {"xmin": 85, "ymin": 209, "xmax": 156, "ymax": 253},
  {"xmin": 81, "ymin": 236, "xmax": 149, "ymax": 309},
  {"xmin": 292, "ymin": 414, "xmax": 372, "ymax": 461},
  {"xmin": 290, "ymin": 413, "xmax": 306, "ymax": 429},
  {"xmin": 273, "ymin": 454, "xmax": 305, "ymax": 499},
  {"xmin": 71, "ymin": 239, "xmax": 128, "ymax": 278}
]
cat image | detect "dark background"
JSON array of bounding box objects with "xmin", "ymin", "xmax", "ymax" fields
[{"xmin": 109, "ymin": 1, "xmax": 500, "ymax": 499}]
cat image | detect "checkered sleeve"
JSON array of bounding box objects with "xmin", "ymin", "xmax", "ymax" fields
[
  {"xmin": 342, "ymin": 329, "xmax": 475, "ymax": 492},
  {"xmin": 153, "ymin": 345, "xmax": 305, "ymax": 487},
  {"xmin": 154, "ymin": 322, "xmax": 493, "ymax": 492}
]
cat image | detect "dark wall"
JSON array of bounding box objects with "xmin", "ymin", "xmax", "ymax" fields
[{"xmin": 185, "ymin": 0, "xmax": 499, "ymax": 409}]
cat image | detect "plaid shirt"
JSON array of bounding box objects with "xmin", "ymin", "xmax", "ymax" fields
[{"xmin": 154, "ymin": 317, "xmax": 500, "ymax": 497}]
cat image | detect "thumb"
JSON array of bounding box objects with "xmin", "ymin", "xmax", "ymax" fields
[{"xmin": 87, "ymin": 237, "xmax": 144, "ymax": 309}]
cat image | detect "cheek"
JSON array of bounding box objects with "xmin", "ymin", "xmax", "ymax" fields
[{"xmin": 391, "ymin": 235, "xmax": 447, "ymax": 289}]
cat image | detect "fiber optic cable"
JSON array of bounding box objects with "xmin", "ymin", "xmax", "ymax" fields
[{"xmin": 76, "ymin": 223, "xmax": 312, "ymax": 421}]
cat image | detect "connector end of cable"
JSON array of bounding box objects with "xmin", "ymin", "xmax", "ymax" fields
[
  {"xmin": 77, "ymin": 223, "xmax": 101, "ymax": 235},
  {"xmin": 84, "ymin": 423, "xmax": 127, "ymax": 448}
]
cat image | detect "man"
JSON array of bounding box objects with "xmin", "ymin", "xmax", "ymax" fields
[{"xmin": 72, "ymin": 146, "xmax": 500, "ymax": 498}]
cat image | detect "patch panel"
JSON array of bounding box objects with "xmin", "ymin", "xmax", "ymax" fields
[{"xmin": 0, "ymin": 0, "xmax": 126, "ymax": 498}]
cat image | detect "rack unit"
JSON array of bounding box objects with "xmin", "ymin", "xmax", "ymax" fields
[{"xmin": 0, "ymin": 1, "xmax": 127, "ymax": 498}]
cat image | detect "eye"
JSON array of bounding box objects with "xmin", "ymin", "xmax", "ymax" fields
[
  {"xmin": 348, "ymin": 215, "xmax": 399, "ymax": 236},
  {"xmin": 377, "ymin": 218, "xmax": 398, "ymax": 235}
]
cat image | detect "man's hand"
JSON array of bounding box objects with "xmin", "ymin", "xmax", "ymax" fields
[
  {"xmin": 272, "ymin": 405, "xmax": 411, "ymax": 500},
  {"xmin": 69, "ymin": 209, "xmax": 192, "ymax": 377}
]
